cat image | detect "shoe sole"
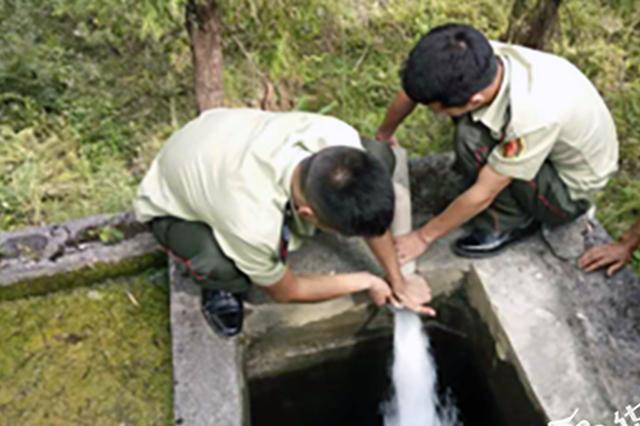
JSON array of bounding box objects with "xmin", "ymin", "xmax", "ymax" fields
[
  {"xmin": 450, "ymin": 241, "xmax": 509, "ymax": 259},
  {"xmin": 201, "ymin": 298, "xmax": 244, "ymax": 338},
  {"xmin": 203, "ymin": 311, "xmax": 242, "ymax": 338}
]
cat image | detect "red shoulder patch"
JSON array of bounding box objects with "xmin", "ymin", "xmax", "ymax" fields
[{"xmin": 502, "ymin": 138, "xmax": 524, "ymax": 158}]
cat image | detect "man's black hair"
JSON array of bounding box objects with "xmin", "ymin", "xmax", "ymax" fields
[
  {"xmin": 299, "ymin": 146, "xmax": 394, "ymax": 237},
  {"xmin": 401, "ymin": 23, "xmax": 497, "ymax": 107}
]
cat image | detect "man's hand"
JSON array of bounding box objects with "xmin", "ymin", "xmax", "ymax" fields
[
  {"xmin": 394, "ymin": 230, "xmax": 434, "ymax": 264},
  {"xmin": 392, "ymin": 273, "xmax": 436, "ymax": 316},
  {"xmin": 365, "ymin": 273, "xmax": 394, "ymax": 306},
  {"xmin": 375, "ymin": 128, "xmax": 399, "ymax": 146},
  {"xmin": 578, "ymin": 242, "xmax": 633, "ymax": 277}
]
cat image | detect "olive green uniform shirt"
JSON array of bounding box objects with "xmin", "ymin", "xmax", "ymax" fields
[
  {"xmin": 133, "ymin": 108, "xmax": 363, "ymax": 286},
  {"xmin": 472, "ymin": 42, "xmax": 619, "ymax": 201}
]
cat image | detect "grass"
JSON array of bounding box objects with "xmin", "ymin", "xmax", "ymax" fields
[
  {"xmin": 0, "ymin": 270, "xmax": 172, "ymax": 425},
  {"xmin": 1, "ymin": 0, "xmax": 638, "ymax": 243}
]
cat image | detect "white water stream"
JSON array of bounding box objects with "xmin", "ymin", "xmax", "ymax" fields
[
  {"xmin": 385, "ymin": 180, "xmax": 461, "ymax": 426},
  {"xmin": 382, "ymin": 310, "xmax": 461, "ymax": 426}
]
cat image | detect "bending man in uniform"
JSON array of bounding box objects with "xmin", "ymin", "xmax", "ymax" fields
[
  {"xmin": 376, "ymin": 24, "xmax": 619, "ymax": 261},
  {"xmin": 134, "ymin": 108, "xmax": 433, "ymax": 337}
]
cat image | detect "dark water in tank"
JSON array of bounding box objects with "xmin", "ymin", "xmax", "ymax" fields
[{"xmin": 249, "ymin": 322, "xmax": 546, "ymax": 426}]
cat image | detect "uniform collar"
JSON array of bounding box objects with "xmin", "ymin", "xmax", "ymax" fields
[
  {"xmin": 282, "ymin": 148, "xmax": 315, "ymax": 235},
  {"xmin": 282, "ymin": 145, "xmax": 312, "ymax": 199},
  {"xmin": 471, "ymin": 56, "xmax": 511, "ymax": 135}
]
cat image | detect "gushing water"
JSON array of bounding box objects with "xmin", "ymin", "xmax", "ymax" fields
[
  {"xmin": 385, "ymin": 179, "xmax": 460, "ymax": 425},
  {"xmin": 383, "ymin": 310, "xmax": 461, "ymax": 426}
]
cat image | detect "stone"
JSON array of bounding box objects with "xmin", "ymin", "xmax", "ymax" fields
[
  {"xmin": 540, "ymin": 211, "xmax": 592, "ymax": 261},
  {"xmin": 409, "ymin": 153, "xmax": 465, "ymax": 225},
  {"xmin": 0, "ymin": 212, "xmax": 162, "ymax": 300}
]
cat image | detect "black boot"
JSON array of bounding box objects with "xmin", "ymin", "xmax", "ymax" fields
[
  {"xmin": 201, "ymin": 289, "xmax": 244, "ymax": 338},
  {"xmin": 453, "ymin": 220, "xmax": 539, "ymax": 258}
]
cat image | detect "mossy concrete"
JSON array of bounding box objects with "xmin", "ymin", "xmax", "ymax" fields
[
  {"xmin": 0, "ymin": 212, "xmax": 164, "ymax": 301},
  {"xmin": 0, "ymin": 251, "xmax": 163, "ymax": 302},
  {"xmin": 0, "ymin": 270, "xmax": 172, "ymax": 425}
]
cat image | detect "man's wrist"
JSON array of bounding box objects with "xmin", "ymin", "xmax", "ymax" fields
[
  {"xmin": 620, "ymin": 237, "xmax": 640, "ymax": 253},
  {"xmin": 376, "ymin": 127, "xmax": 394, "ymax": 140},
  {"xmin": 417, "ymin": 223, "xmax": 440, "ymax": 245},
  {"xmin": 386, "ymin": 272, "xmax": 406, "ymax": 292},
  {"xmin": 620, "ymin": 222, "xmax": 640, "ymax": 252}
]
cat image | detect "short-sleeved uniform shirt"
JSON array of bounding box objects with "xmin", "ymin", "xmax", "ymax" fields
[
  {"xmin": 133, "ymin": 108, "xmax": 363, "ymax": 286},
  {"xmin": 472, "ymin": 42, "xmax": 619, "ymax": 201}
]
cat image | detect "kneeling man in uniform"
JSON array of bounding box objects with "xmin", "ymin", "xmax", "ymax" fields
[{"xmin": 376, "ymin": 23, "xmax": 619, "ymax": 261}]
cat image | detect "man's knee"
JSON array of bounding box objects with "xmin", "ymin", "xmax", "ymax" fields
[
  {"xmin": 197, "ymin": 275, "xmax": 251, "ymax": 293},
  {"xmin": 179, "ymin": 247, "xmax": 251, "ymax": 293},
  {"xmin": 510, "ymin": 176, "xmax": 590, "ymax": 228},
  {"xmin": 150, "ymin": 216, "xmax": 251, "ymax": 292}
]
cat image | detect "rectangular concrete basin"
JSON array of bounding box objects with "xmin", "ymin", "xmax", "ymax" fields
[{"xmin": 244, "ymin": 269, "xmax": 547, "ymax": 426}]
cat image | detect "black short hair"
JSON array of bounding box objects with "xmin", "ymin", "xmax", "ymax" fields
[
  {"xmin": 402, "ymin": 23, "xmax": 497, "ymax": 107},
  {"xmin": 299, "ymin": 146, "xmax": 394, "ymax": 237}
]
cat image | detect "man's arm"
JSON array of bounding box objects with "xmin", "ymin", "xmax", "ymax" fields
[
  {"xmin": 365, "ymin": 231, "xmax": 403, "ymax": 289},
  {"xmin": 579, "ymin": 219, "xmax": 640, "ymax": 276},
  {"xmin": 375, "ymin": 90, "xmax": 417, "ymax": 144},
  {"xmin": 263, "ymin": 267, "xmax": 391, "ymax": 305},
  {"xmin": 395, "ymin": 165, "xmax": 512, "ymax": 262},
  {"xmin": 420, "ymin": 165, "xmax": 512, "ymax": 241}
]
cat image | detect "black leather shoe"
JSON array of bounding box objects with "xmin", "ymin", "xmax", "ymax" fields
[
  {"xmin": 452, "ymin": 221, "xmax": 539, "ymax": 258},
  {"xmin": 201, "ymin": 289, "xmax": 244, "ymax": 338}
]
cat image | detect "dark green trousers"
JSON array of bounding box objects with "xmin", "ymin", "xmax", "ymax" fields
[
  {"xmin": 151, "ymin": 217, "xmax": 252, "ymax": 293},
  {"xmin": 454, "ymin": 114, "xmax": 590, "ymax": 232},
  {"xmin": 150, "ymin": 139, "xmax": 395, "ymax": 293},
  {"xmin": 361, "ymin": 138, "xmax": 396, "ymax": 175}
]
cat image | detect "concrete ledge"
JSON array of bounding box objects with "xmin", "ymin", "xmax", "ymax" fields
[
  {"xmin": 170, "ymin": 261, "xmax": 249, "ymax": 426},
  {"xmin": 0, "ymin": 212, "xmax": 162, "ymax": 300},
  {"xmin": 417, "ymin": 222, "xmax": 640, "ymax": 424}
]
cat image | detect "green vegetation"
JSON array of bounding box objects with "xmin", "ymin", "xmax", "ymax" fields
[
  {"xmin": 0, "ymin": 270, "xmax": 172, "ymax": 424},
  {"xmin": 1, "ymin": 0, "xmax": 638, "ymax": 246}
]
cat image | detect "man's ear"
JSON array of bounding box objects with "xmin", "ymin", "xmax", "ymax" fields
[{"xmin": 468, "ymin": 92, "xmax": 486, "ymax": 109}]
